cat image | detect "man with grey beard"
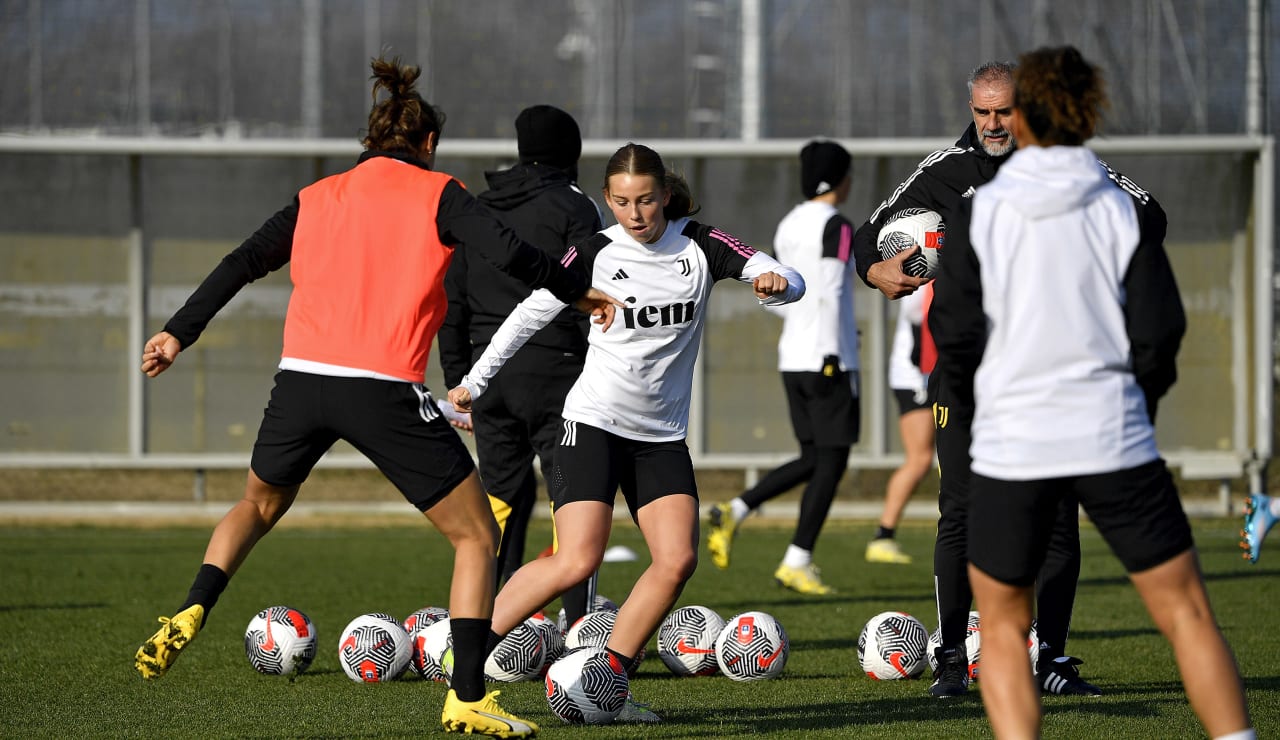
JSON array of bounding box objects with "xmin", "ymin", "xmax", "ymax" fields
[{"xmin": 850, "ymin": 60, "xmax": 1160, "ymax": 699}]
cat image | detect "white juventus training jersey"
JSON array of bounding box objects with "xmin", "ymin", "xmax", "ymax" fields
[
  {"xmin": 770, "ymin": 201, "xmax": 860, "ymax": 373},
  {"xmin": 460, "ymin": 217, "xmax": 805, "ymax": 442}
]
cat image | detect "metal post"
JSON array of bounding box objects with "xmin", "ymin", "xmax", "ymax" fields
[
  {"xmin": 128, "ymin": 155, "xmax": 146, "ymax": 456},
  {"xmin": 28, "ymin": 0, "xmax": 41, "ymax": 130},
  {"xmin": 1253, "ymin": 138, "xmax": 1276, "ymax": 492},
  {"xmin": 1245, "ymin": 0, "xmax": 1263, "ymax": 135},
  {"xmin": 301, "ymin": 0, "xmax": 322, "ymax": 138},
  {"xmin": 740, "ymin": 0, "xmax": 762, "ymax": 140},
  {"xmin": 134, "ymin": 0, "xmax": 150, "ymax": 134}
]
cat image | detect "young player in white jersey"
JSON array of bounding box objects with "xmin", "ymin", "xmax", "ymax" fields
[
  {"xmin": 705, "ymin": 140, "xmax": 861, "ymax": 595},
  {"xmin": 866, "ymin": 283, "xmax": 936, "ymax": 564},
  {"xmin": 449, "ymin": 142, "xmax": 804, "ymax": 722}
]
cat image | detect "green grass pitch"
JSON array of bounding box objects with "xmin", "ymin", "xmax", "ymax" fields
[{"xmin": 0, "ymin": 517, "xmax": 1274, "ymax": 738}]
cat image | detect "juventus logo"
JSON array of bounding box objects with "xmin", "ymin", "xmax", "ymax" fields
[
  {"xmin": 560, "ymin": 419, "xmax": 578, "ymax": 446},
  {"xmin": 678, "ymin": 257, "xmax": 691, "ymax": 276},
  {"xmin": 933, "ymin": 402, "xmax": 949, "ymax": 429}
]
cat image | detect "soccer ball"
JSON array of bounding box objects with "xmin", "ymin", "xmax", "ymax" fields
[
  {"xmin": 243, "ymin": 606, "xmax": 317, "ymax": 676},
  {"xmin": 715, "ymin": 611, "xmax": 789, "ymax": 681},
  {"xmin": 926, "ymin": 612, "xmax": 1039, "ymax": 679},
  {"xmin": 338, "ymin": 612, "xmax": 411, "ymax": 683},
  {"xmin": 565, "ymin": 609, "xmax": 617, "ymax": 652},
  {"xmin": 877, "ymin": 207, "xmax": 946, "ymax": 278},
  {"xmin": 557, "ymin": 594, "xmax": 618, "ymax": 635},
  {"xmin": 657, "ymin": 605, "xmax": 725, "ymax": 676},
  {"xmin": 529, "ymin": 610, "xmax": 565, "ymax": 669},
  {"xmin": 411, "ymin": 617, "xmax": 454, "ymax": 682},
  {"xmin": 486, "ymin": 619, "xmax": 547, "ymax": 682},
  {"xmin": 403, "ymin": 605, "xmax": 448, "ymax": 634},
  {"xmin": 857, "ymin": 611, "xmax": 928, "ymax": 680},
  {"xmin": 544, "ymin": 647, "xmax": 630, "ymax": 724}
]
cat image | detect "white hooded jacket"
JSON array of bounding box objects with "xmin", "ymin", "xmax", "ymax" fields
[{"xmin": 933, "ymin": 145, "xmax": 1183, "ymax": 480}]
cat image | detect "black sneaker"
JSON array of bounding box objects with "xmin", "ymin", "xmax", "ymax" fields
[
  {"xmin": 1039, "ymin": 656, "xmax": 1102, "ymax": 696},
  {"xmin": 929, "ymin": 646, "xmax": 970, "ymax": 698}
]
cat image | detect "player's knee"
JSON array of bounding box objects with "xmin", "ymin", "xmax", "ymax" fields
[{"xmin": 654, "ymin": 547, "xmax": 698, "ymax": 584}]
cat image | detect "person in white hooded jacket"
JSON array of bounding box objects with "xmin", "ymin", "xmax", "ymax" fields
[{"xmin": 931, "ymin": 45, "xmax": 1253, "ymax": 740}]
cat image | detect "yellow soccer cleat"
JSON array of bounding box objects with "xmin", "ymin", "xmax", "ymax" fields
[
  {"xmin": 441, "ymin": 689, "xmax": 538, "ymax": 738},
  {"xmin": 866, "ymin": 538, "xmax": 913, "ymax": 564},
  {"xmin": 135, "ymin": 604, "xmax": 204, "ymax": 680},
  {"xmin": 706, "ymin": 502, "xmax": 739, "ymax": 570},
  {"xmin": 774, "ymin": 563, "xmax": 834, "ymax": 595}
]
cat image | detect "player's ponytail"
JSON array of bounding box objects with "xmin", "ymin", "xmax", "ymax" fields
[
  {"xmin": 362, "ymin": 56, "xmax": 447, "ymax": 156},
  {"xmin": 604, "ymin": 143, "xmax": 701, "ymax": 220},
  {"xmin": 662, "ymin": 170, "xmax": 700, "ymax": 220}
]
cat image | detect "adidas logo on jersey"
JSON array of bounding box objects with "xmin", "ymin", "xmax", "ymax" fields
[
  {"xmin": 612, "ymin": 269, "xmax": 630, "ymax": 280},
  {"xmin": 620, "ymin": 296, "xmax": 696, "ymax": 329}
]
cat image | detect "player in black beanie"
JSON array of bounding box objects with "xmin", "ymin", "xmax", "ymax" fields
[
  {"xmin": 800, "ymin": 140, "xmax": 853, "ymax": 199},
  {"xmin": 516, "ymin": 104, "xmax": 584, "ymax": 181},
  {"xmin": 438, "ymin": 104, "xmax": 603, "ymax": 630}
]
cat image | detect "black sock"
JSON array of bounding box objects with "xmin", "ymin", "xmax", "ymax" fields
[
  {"xmin": 450, "ymin": 618, "xmax": 492, "ymax": 702},
  {"xmin": 561, "ymin": 580, "xmax": 589, "ymax": 628},
  {"xmin": 483, "ymin": 629, "xmax": 503, "ymax": 657},
  {"xmin": 606, "ymin": 648, "xmax": 636, "ymax": 675},
  {"xmin": 179, "ymin": 564, "xmax": 229, "ymax": 627},
  {"xmin": 874, "ymin": 526, "xmax": 895, "ymax": 540}
]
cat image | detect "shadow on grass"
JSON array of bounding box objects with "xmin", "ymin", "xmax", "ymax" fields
[
  {"xmin": 714, "ymin": 592, "xmax": 937, "ymax": 612},
  {"xmin": 657, "ymin": 693, "xmax": 990, "ymax": 734},
  {"xmin": 0, "ymin": 602, "xmax": 108, "ymax": 612}
]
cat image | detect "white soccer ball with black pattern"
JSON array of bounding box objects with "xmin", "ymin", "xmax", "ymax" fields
[
  {"xmin": 338, "ymin": 612, "xmax": 411, "ymax": 683},
  {"xmin": 657, "ymin": 605, "xmax": 725, "ymax": 676},
  {"xmin": 485, "ymin": 619, "xmax": 547, "ymax": 682},
  {"xmin": 926, "ymin": 612, "xmax": 1039, "ymax": 679},
  {"xmin": 243, "ymin": 605, "xmax": 318, "ymax": 676},
  {"xmin": 857, "ymin": 611, "xmax": 928, "ymax": 680},
  {"xmin": 714, "ymin": 611, "xmax": 790, "ymax": 681},
  {"xmin": 876, "ymin": 207, "xmax": 946, "ymax": 278},
  {"xmin": 529, "ymin": 610, "xmax": 565, "ymax": 670},
  {"xmin": 402, "ymin": 605, "xmax": 449, "ymax": 635},
  {"xmin": 411, "ymin": 616, "xmax": 454, "ymax": 682},
  {"xmin": 565, "ymin": 609, "xmax": 617, "ymax": 652},
  {"xmin": 544, "ymin": 646, "xmax": 630, "ymax": 724}
]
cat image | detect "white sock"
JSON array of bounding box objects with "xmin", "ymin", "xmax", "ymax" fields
[
  {"xmin": 782, "ymin": 545, "xmax": 811, "ymax": 568},
  {"xmin": 1213, "ymin": 729, "xmax": 1256, "ymax": 740},
  {"xmin": 730, "ymin": 498, "xmax": 750, "ymax": 524}
]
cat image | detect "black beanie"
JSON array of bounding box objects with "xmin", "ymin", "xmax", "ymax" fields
[
  {"xmin": 800, "ymin": 140, "xmax": 852, "ymax": 199},
  {"xmin": 515, "ymin": 105, "xmax": 583, "ymax": 171}
]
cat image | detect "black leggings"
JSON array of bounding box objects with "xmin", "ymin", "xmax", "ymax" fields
[{"xmin": 740, "ymin": 443, "xmax": 850, "ymax": 552}]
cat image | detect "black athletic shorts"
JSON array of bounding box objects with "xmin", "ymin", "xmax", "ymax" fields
[
  {"xmin": 781, "ymin": 370, "xmax": 861, "ymax": 448},
  {"xmin": 472, "ymin": 346, "xmax": 582, "ymax": 504},
  {"xmin": 548, "ymin": 420, "xmax": 698, "ymax": 519},
  {"xmin": 967, "ymin": 458, "xmax": 1194, "ymax": 586},
  {"xmin": 251, "ymin": 370, "xmax": 474, "ymax": 512},
  {"xmin": 893, "ymin": 387, "xmax": 931, "ymax": 416}
]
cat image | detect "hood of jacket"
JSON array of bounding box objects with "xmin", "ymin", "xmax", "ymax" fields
[
  {"xmin": 479, "ymin": 163, "xmax": 581, "ymax": 211},
  {"xmin": 986, "ymin": 145, "xmax": 1114, "ymax": 219}
]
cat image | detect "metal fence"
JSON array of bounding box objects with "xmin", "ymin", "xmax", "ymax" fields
[{"xmin": 0, "ymin": 134, "xmax": 1272, "ymax": 497}]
